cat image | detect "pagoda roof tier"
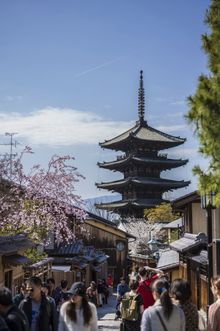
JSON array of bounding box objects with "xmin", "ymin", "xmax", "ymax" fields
[
  {"xmin": 100, "ymin": 122, "xmax": 186, "ymax": 152},
  {"xmin": 96, "ymin": 177, "xmax": 190, "ymax": 192},
  {"xmin": 98, "ymin": 155, "xmax": 188, "ymax": 171},
  {"xmin": 95, "ymin": 198, "xmax": 168, "ymax": 210}
]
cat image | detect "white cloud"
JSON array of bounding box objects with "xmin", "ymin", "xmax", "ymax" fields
[
  {"xmin": 168, "ymin": 147, "xmax": 198, "ymax": 157},
  {"xmin": 5, "ymin": 95, "xmax": 23, "ymax": 102},
  {"xmin": 156, "ymin": 124, "xmax": 187, "ymax": 132},
  {"xmin": 0, "ymin": 108, "xmax": 132, "ymax": 147}
]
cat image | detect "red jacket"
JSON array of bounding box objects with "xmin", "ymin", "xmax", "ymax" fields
[{"xmin": 137, "ymin": 275, "xmax": 158, "ymax": 309}]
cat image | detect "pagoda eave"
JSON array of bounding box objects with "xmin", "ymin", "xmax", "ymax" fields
[
  {"xmin": 99, "ymin": 124, "xmax": 186, "ymax": 152},
  {"xmin": 100, "ymin": 138, "xmax": 185, "ymax": 152},
  {"xmin": 98, "ymin": 157, "xmax": 188, "ymax": 171},
  {"xmin": 95, "ymin": 198, "xmax": 168, "ymax": 210},
  {"xmin": 96, "ymin": 177, "xmax": 191, "ymax": 191}
]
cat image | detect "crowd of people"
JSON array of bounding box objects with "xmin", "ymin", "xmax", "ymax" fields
[
  {"xmin": 0, "ymin": 269, "xmax": 219, "ymax": 331},
  {"xmin": 0, "ymin": 275, "xmax": 113, "ymax": 331},
  {"xmin": 116, "ymin": 266, "xmax": 220, "ymax": 331}
]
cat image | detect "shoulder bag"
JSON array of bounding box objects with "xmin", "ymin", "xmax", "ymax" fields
[{"xmin": 156, "ymin": 310, "xmax": 168, "ymax": 331}]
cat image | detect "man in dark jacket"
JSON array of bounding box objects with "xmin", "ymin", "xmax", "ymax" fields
[
  {"xmin": 13, "ymin": 284, "xmax": 26, "ymax": 308},
  {"xmin": 19, "ymin": 276, "xmax": 57, "ymax": 331},
  {"xmin": 0, "ymin": 316, "xmax": 10, "ymax": 331},
  {"xmin": 0, "ymin": 286, "xmax": 29, "ymax": 331}
]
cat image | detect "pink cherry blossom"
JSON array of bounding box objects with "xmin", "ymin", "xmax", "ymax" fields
[{"xmin": 0, "ymin": 147, "xmax": 87, "ymax": 243}]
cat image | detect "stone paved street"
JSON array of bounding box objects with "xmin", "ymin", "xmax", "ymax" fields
[{"xmin": 97, "ymin": 294, "xmax": 121, "ymax": 331}]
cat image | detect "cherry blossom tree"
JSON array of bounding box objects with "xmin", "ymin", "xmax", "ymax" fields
[{"xmin": 0, "ymin": 146, "xmax": 86, "ymax": 243}]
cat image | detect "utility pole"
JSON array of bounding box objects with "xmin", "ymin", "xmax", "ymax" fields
[{"xmin": 0, "ymin": 132, "xmax": 19, "ymax": 178}]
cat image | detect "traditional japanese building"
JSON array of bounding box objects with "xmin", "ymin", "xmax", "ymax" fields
[{"xmin": 96, "ymin": 71, "xmax": 190, "ymax": 218}]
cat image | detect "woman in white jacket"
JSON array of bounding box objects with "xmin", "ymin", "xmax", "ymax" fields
[
  {"xmin": 141, "ymin": 278, "xmax": 185, "ymax": 331},
  {"xmin": 58, "ymin": 282, "xmax": 98, "ymax": 331}
]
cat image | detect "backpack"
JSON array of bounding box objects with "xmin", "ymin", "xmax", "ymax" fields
[
  {"xmin": 120, "ymin": 293, "xmax": 139, "ymax": 321},
  {"xmin": 6, "ymin": 307, "xmax": 30, "ymax": 331}
]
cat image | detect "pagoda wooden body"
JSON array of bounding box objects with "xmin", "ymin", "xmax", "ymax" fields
[{"xmin": 96, "ymin": 71, "xmax": 190, "ymax": 218}]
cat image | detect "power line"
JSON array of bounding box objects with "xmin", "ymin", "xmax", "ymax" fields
[{"xmin": 0, "ymin": 132, "xmax": 20, "ymax": 178}]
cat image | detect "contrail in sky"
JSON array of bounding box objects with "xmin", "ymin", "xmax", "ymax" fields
[{"xmin": 75, "ymin": 56, "xmax": 125, "ymax": 77}]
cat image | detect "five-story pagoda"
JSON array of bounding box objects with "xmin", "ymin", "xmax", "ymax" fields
[{"xmin": 96, "ymin": 71, "xmax": 190, "ymax": 218}]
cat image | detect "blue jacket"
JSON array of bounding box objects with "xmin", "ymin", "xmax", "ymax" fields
[{"xmin": 117, "ymin": 283, "xmax": 129, "ymax": 297}]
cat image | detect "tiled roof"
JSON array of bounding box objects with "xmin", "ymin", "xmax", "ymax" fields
[
  {"xmin": 100, "ymin": 123, "xmax": 186, "ymax": 150},
  {"xmin": 65, "ymin": 256, "xmax": 89, "ymax": 269},
  {"xmin": 0, "ymin": 234, "xmax": 34, "ymax": 255},
  {"xmin": 4, "ymin": 254, "xmax": 31, "ymax": 266},
  {"xmin": 85, "ymin": 212, "xmax": 136, "ymax": 239},
  {"xmin": 49, "ymin": 241, "xmax": 84, "ymax": 256},
  {"xmin": 97, "ymin": 177, "xmax": 190, "ymax": 190},
  {"xmin": 94, "ymin": 251, "xmax": 109, "ymax": 263},
  {"xmin": 99, "ymin": 156, "xmax": 188, "ymax": 170},
  {"xmin": 162, "ymin": 218, "xmax": 183, "ymax": 229},
  {"xmin": 157, "ymin": 249, "xmax": 179, "ymax": 270},
  {"xmin": 96, "ymin": 198, "xmax": 167, "ymax": 210},
  {"xmin": 48, "ymin": 241, "xmax": 109, "ymax": 270},
  {"xmin": 83, "ymin": 246, "xmax": 95, "ymax": 262},
  {"xmin": 24, "ymin": 257, "xmax": 54, "ymax": 269},
  {"xmin": 190, "ymin": 250, "xmax": 207, "ymax": 265},
  {"xmin": 170, "ymin": 233, "xmax": 207, "ymax": 253}
]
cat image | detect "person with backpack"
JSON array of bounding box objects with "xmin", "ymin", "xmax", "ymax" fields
[
  {"xmin": 120, "ymin": 280, "xmax": 144, "ymax": 331},
  {"xmin": 19, "ymin": 276, "xmax": 58, "ymax": 331},
  {"xmin": 141, "ymin": 278, "xmax": 185, "ymax": 331},
  {"xmin": 115, "ymin": 277, "xmax": 130, "ymax": 320},
  {"xmin": 0, "ymin": 286, "xmax": 29, "ymax": 331},
  {"xmin": 0, "ymin": 316, "xmax": 9, "ymax": 331},
  {"xmin": 137, "ymin": 266, "xmax": 163, "ymax": 310}
]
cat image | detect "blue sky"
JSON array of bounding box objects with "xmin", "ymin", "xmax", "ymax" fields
[{"xmin": 0, "ymin": 0, "xmax": 210, "ymax": 200}]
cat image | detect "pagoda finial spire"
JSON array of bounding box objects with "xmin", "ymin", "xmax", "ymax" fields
[{"xmin": 138, "ymin": 70, "xmax": 145, "ymax": 124}]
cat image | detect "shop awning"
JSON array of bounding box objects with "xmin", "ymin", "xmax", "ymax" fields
[
  {"xmin": 52, "ymin": 265, "xmax": 72, "ymax": 272},
  {"xmin": 4, "ymin": 254, "xmax": 31, "ymax": 266}
]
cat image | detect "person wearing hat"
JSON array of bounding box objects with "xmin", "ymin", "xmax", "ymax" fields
[{"xmin": 58, "ymin": 282, "xmax": 98, "ymax": 331}]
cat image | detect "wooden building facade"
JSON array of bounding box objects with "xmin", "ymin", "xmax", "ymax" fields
[
  {"xmin": 83, "ymin": 212, "xmax": 135, "ymax": 284},
  {"xmin": 0, "ymin": 234, "xmax": 33, "ymax": 294},
  {"xmin": 171, "ymin": 191, "xmax": 220, "ymax": 310}
]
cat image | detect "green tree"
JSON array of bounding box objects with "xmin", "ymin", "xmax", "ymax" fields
[
  {"xmin": 144, "ymin": 203, "xmax": 179, "ymax": 223},
  {"xmin": 186, "ymin": 0, "xmax": 220, "ymax": 204}
]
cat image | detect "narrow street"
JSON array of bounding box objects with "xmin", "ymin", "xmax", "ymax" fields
[{"xmin": 97, "ymin": 294, "xmax": 121, "ymax": 330}]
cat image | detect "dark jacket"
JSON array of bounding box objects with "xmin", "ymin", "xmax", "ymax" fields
[
  {"xmin": 13, "ymin": 293, "xmax": 25, "ymax": 308},
  {"xmin": 4, "ymin": 305, "xmax": 29, "ymax": 331},
  {"xmin": 0, "ymin": 316, "xmax": 9, "ymax": 331},
  {"xmin": 19, "ymin": 294, "xmax": 57, "ymax": 331}
]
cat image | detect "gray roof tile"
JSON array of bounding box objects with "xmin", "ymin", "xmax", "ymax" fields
[
  {"xmin": 170, "ymin": 233, "xmax": 207, "ymax": 253},
  {"xmin": 157, "ymin": 249, "xmax": 179, "ymax": 270}
]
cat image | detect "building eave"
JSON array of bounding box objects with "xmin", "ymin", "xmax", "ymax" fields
[{"xmin": 96, "ymin": 177, "xmax": 191, "ymax": 190}]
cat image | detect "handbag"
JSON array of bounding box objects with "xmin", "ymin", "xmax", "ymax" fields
[{"xmin": 156, "ymin": 310, "xmax": 168, "ymax": 331}]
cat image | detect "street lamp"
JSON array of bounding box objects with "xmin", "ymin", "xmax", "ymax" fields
[
  {"xmin": 147, "ymin": 238, "xmax": 159, "ymax": 252},
  {"xmin": 201, "ymin": 191, "xmax": 216, "ymax": 306}
]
